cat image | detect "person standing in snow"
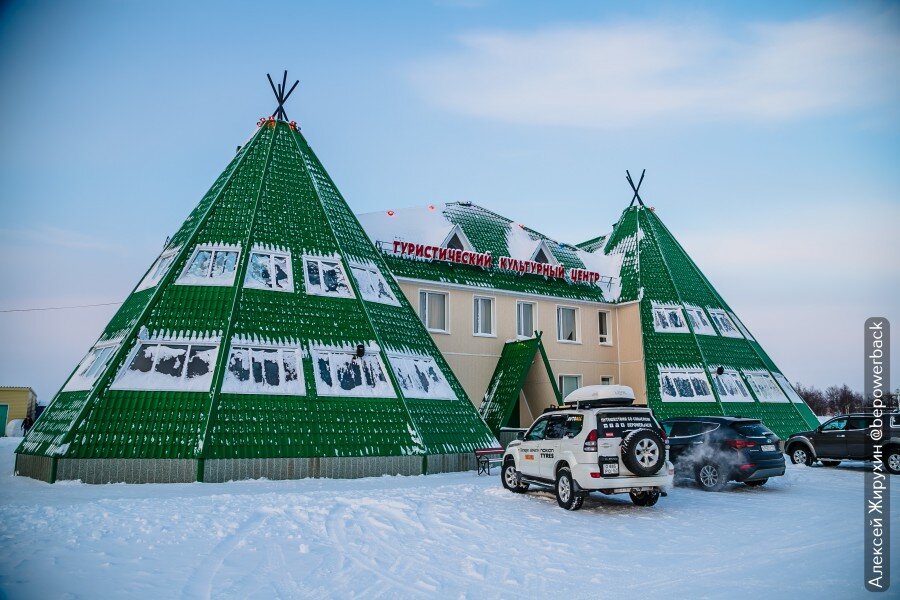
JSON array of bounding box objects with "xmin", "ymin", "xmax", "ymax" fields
[{"xmin": 22, "ymin": 415, "xmax": 34, "ymax": 435}]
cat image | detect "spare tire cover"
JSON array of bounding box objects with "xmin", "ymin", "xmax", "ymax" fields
[{"xmin": 620, "ymin": 428, "xmax": 665, "ymax": 476}]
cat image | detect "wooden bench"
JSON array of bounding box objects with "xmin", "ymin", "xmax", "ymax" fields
[{"xmin": 474, "ymin": 447, "xmax": 505, "ymax": 475}]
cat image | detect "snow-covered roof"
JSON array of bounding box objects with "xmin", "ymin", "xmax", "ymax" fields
[{"xmin": 357, "ymin": 202, "xmax": 624, "ymax": 303}]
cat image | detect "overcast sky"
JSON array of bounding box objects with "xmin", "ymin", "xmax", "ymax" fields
[{"xmin": 1, "ymin": 0, "xmax": 898, "ymax": 403}]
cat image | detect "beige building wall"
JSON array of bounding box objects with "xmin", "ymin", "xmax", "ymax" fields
[
  {"xmin": 397, "ymin": 280, "xmax": 634, "ymax": 415},
  {"xmin": 615, "ymin": 303, "xmax": 647, "ymax": 405},
  {"xmin": 0, "ymin": 387, "xmax": 37, "ymax": 423}
]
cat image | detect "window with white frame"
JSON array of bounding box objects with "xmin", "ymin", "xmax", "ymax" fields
[
  {"xmin": 710, "ymin": 369, "xmax": 753, "ymax": 402},
  {"xmin": 176, "ymin": 245, "xmax": 240, "ymax": 286},
  {"xmin": 245, "ymin": 248, "xmax": 293, "ymax": 292},
  {"xmin": 63, "ymin": 340, "xmax": 121, "ymax": 391},
  {"xmin": 729, "ymin": 311, "xmax": 756, "ymax": 341},
  {"xmin": 559, "ymin": 374, "xmax": 582, "ymax": 400},
  {"xmin": 557, "ymin": 306, "xmax": 579, "ymax": 342},
  {"xmin": 651, "ymin": 302, "xmax": 690, "ymax": 333},
  {"xmin": 772, "ymin": 372, "xmax": 805, "ymax": 404},
  {"xmin": 137, "ymin": 247, "xmax": 179, "ymax": 292},
  {"xmin": 743, "ymin": 370, "xmax": 789, "ymax": 402},
  {"xmin": 598, "ymin": 310, "xmax": 611, "ymax": 344},
  {"xmin": 111, "ymin": 340, "xmax": 219, "ymax": 392},
  {"xmin": 311, "ymin": 346, "xmax": 395, "ymax": 398},
  {"xmin": 473, "ymin": 296, "xmax": 495, "ymax": 336},
  {"xmin": 516, "ymin": 301, "xmax": 535, "ymax": 338},
  {"xmin": 445, "ymin": 232, "xmax": 465, "ymax": 250},
  {"xmin": 351, "ymin": 263, "xmax": 399, "ymax": 305},
  {"xmin": 303, "ymin": 256, "xmax": 353, "ymax": 298},
  {"xmin": 658, "ymin": 368, "xmax": 715, "ymax": 402},
  {"xmin": 419, "ymin": 290, "xmax": 449, "ymax": 333},
  {"xmin": 684, "ymin": 305, "xmax": 717, "ymax": 336},
  {"xmin": 707, "ymin": 308, "xmax": 743, "ymax": 338},
  {"xmin": 531, "ymin": 241, "xmax": 557, "ymax": 264},
  {"xmin": 222, "ymin": 345, "xmax": 304, "ymax": 395},
  {"xmin": 387, "ymin": 352, "xmax": 456, "ymax": 400},
  {"xmin": 601, "ymin": 376, "xmax": 613, "ymax": 385}
]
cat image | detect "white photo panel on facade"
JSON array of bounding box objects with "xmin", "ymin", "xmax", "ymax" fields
[
  {"xmin": 350, "ymin": 262, "xmax": 399, "ymax": 305},
  {"xmin": 651, "ymin": 303, "xmax": 690, "ymax": 333},
  {"xmin": 136, "ymin": 247, "xmax": 179, "ymax": 292},
  {"xmin": 728, "ymin": 311, "xmax": 756, "ymax": 341},
  {"xmin": 772, "ymin": 372, "xmax": 805, "ymax": 404},
  {"xmin": 387, "ymin": 352, "xmax": 456, "ymax": 400},
  {"xmin": 658, "ymin": 367, "xmax": 715, "ymax": 402},
  {"xmin": 111, "ymin": 339, "xmax": 220, "ymax": 392},
  {"xmin": 710, "ymin": 368, "xmax": 754, "ymax": 402},
  {"xmin": 743, "ymin": 370, "xmax": 789, "ymax": 402},
  {"xmin": 245, "ymin": 248, "xmax": 293, "ymax": 292},
  {"xmin": 684, "ymin": 305, "xmax": 717, "ymax": 336},
  {"xmin": 303, "ymin": 255, "xmax": 354, "ymax": 298},
  {"xmin": 707, "ymin": 308, "xmax": 743, "ymax": 338},
  {"xmin": 222, "ymin": 344, "xmax": 305, "ymax": 395},
  {"xmin": 176, "ymin": 245, "xmax": 240, "ymax": 286},
  {"xmin": 63, "ymin": 340, "xmax": 122, "ymax": 392},
  {"xmin": 311, "ymin": 346, "xmax": 395, "ymax": 398}
]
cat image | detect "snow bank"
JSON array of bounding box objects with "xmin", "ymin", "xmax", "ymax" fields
[{"xmin": 0, "ymin": 438, "xmax": 895, "ymax": 599}]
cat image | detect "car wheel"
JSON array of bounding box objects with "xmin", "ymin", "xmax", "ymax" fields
[
  {"xmin": 555, "ymin": 467, "xmax": 584, "ymax": 511},
  {"xmin": 501, "ymin": 461, "xmax": 529, "ymax": 493},
  {"xmin": 789, "ymin": 445, "xmax": 814, "ymax": 466},
  {"xmin": 620, "ymin": 429, "xmax": 666, "ymax": 476},
  {"xmin": 820, "ymin": 460, "xmax": 841, "ymax": 467},
  {"xmin": 886, "ymin": 448, "xmax": 900, "ymax": 475},
  {"xmin": 630, "ymin": 489, "xmax": 660, "ymax": 506},
  {"xmin": 695, "ymin": 462, "xmax": 727, "ymax": 492},
  {"xmin": 744, "ymin": 479, "xmax": 768, "ymax": 487}
]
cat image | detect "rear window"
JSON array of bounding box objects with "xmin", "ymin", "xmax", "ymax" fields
[
  {"xmin": 733, "ymin": 422, "xmax": 773, "ymax": 437},
  {"xmin": 667, "ymin": 421, "xmax": 718, "ymax": 437},
  {"xmin": 598, "ymin": 412, "xmax": 658, "ymax": 437}
]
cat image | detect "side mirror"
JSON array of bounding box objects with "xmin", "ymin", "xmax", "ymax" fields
[
  {"xmin": 516, "ymin": 431, "xmax": 525, "ymax": 440},
  {"xmin": 816, "ymin": 426, "xmax": 823, "ymax": 433}
]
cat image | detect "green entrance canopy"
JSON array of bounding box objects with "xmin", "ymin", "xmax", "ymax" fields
[{"xmin": 479, "ymin": 334, "xmax": 561, "ymax": 435}]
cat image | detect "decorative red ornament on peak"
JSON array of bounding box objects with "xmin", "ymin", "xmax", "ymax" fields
[{"xmin": 387, "ymin": 210, "xmax": 395, "ymax": 217}]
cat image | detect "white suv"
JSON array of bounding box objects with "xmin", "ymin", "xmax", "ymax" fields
[{"xmin": 501, "ymin": 385, "xmax": 674, "ymax": 510}]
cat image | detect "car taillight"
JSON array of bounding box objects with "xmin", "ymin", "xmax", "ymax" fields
[
  {"xmin": 726, "ymin": 439, "xmax": 757, "ymax": 449},
  {"xmin": 584, "ymin": 429, "xmax": 598, "ymax": 452}
]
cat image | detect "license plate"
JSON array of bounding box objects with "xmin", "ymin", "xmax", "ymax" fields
[
  {"xmin": 761, "ymin": 444, "xmax": 776, "ymax": 452},
  {"xmin": 602, "ymin": 463, "xmax": 619, "ymax": 475}
]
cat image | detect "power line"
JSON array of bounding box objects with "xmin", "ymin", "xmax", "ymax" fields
[{"xmin": 0, "ymin": 301, "xmax": 123, "ymax": 314}]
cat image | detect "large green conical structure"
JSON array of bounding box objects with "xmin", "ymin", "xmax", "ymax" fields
[
  {"xmin": 599, "ymin": 204, "xmax": 819, "ymax": 438},
  {"xmin": 17, "ymin": 114, "xmax": 495, "ymax": 483}
]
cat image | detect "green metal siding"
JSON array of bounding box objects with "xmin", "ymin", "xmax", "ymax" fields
[
  {"xmin": 18, "ymin": 120, "xmax": 495, "ymax": 470},
  {"xmin": 604, "ymin": 206, "xmax": 819, "ymax": 438}
]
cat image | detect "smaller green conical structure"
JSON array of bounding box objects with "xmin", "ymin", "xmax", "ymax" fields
[
  {"xmin": 17, "ymin": 87, "xmax": 495, "ymax": 483},
  {"xmin": 598, "ymin": 203, "xmax": 819, "ymax": 438}
]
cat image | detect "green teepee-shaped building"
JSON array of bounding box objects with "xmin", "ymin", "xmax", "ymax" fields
[
  {"xmin": 587, "ymin": 187, "xmax": 819, "ymax": 437},
  {"xmin": 17, "ymin": 79, "xmax": 495, "ymax": 483}
]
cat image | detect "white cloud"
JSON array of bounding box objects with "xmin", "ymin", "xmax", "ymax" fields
[
  {"xmin": 677, "ymin": 202, "xmax": 900, "ymax": 280},
  {"xmin": 0, "ymin": 224, "xmax": 120, "ymax": 251},
  {"xmin": 410, "ymin": 12, "xmax": 900, "ymax": 127}
]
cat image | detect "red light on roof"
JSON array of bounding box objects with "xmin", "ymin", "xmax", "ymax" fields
[
  {"xmin": 387, "ymin": 210, "xmax": 395, "ymax": 216},
  {"xmin": 428, "ymin": 205, "xmax": 435, "ymax": 211},
  {"xmin": 517, "ymin": 223, "xmax": 524, "ymax": 229}
]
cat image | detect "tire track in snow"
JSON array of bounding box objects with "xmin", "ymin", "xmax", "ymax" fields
[
  {"xmin": 180, "ymin": 509, "xmax": 273, "ymax": 600},
  {"xmin": 324, "ymin": 500, "xmax": 428, "ymax": 598}
]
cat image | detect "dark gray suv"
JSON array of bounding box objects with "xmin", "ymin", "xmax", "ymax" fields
[{"xmin": 785, "ymin": 413, "xmax": 900, "ymax": 474}]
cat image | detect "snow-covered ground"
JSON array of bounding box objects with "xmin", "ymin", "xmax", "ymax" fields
[{"xmin": 0, "ymin": 437, "xmax": 896, "ymax": 600}]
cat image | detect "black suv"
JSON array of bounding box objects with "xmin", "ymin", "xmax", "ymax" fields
[
  {"xmin": 661, "ymin": 417, "xmax": 785, "ymax": 491},
  {"xmin": 785, "ymin": 413, "xmax": 900, "ymax": 474}
]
